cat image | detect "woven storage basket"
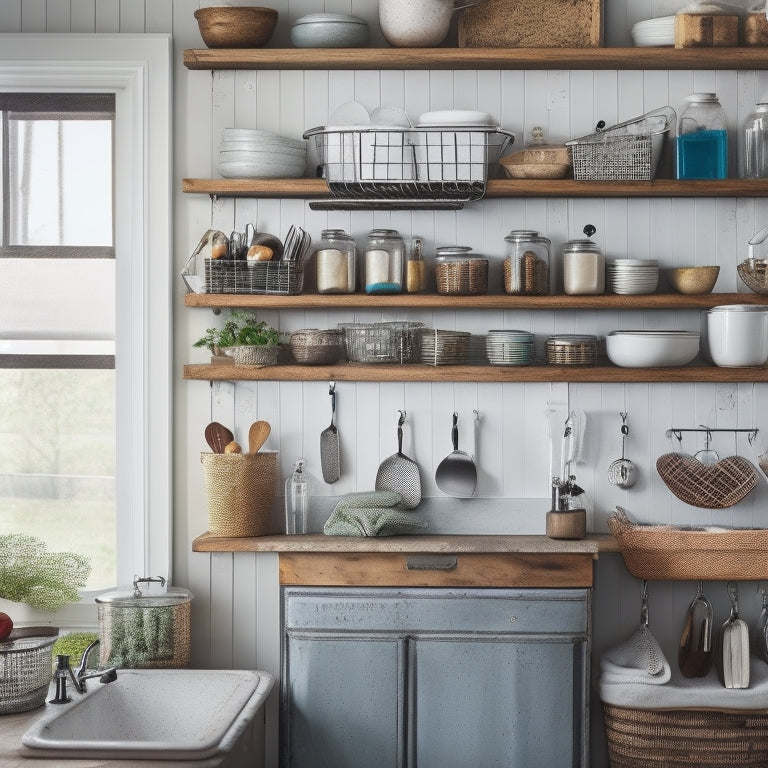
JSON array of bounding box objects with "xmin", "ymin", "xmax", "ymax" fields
[
  {"xmin": 201, "ymin": 451, "xmax": 277, "ymax": 536},
  {"xmin": 0, "ymin": 628, "xmax": 57, "ymax": 714},
  {"xmin": 603, "ymin": 703, "xmax": 768, "ymax": 768},
  {"xmin": 222, "ymin": 344, "xmax": 279, "ymax": 366},
  {"xmin": 289, "ymin": 329, "xmax": 346, "ymax": 365},
  {"xmin": 607, "ymin": 508, "xmax": 768, "ymax": 580}
]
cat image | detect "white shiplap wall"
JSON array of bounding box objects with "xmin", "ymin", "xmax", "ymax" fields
[{"xmin": 5, "ymin": 2, "xmax": 768, "ymax": 766}]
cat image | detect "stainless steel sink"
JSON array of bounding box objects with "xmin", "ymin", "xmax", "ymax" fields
[{"xmin": 22, "ymin": 668, "xmax": 275, "ymax": 763}]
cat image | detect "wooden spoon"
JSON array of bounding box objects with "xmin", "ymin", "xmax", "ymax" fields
[
  {"xmin": 248, "ymin": 420, "xmax": 271, "ymax": 453},
  {"xmin": 205, "ymin": 421, "xmax": 234, "ymax": 454}
]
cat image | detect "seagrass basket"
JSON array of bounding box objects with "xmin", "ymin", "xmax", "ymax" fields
[{"xmin": 201, "ymin": 450, "xmax": 277, "ymax": 536}]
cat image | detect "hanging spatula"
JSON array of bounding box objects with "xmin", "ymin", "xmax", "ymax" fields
[
  {"xmin": 719, "ymin": 581, "xmax": 750, "ymax": 689},
  {"xmin": 320, "ymin": 382, "xmax": 340, "ymax": 484},
  {"xmin": 375, "ymin": 410, "xmax": 422, "ymax": 509}
]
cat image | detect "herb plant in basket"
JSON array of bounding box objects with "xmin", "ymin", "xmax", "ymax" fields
[{"xmin": 194, "ymin": 310, "xmax": 283, "ymax": 366}]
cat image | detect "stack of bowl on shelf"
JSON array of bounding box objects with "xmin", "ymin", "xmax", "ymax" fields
[
  {"xmin": 485, "ymin": 329, "xmax": 535, "ymax": 366},
  {"xmin": 217, "ymin": 129, "xmax": 307, "ymax": 179}
]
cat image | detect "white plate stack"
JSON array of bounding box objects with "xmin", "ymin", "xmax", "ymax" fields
[
  {"xmin": 607, "ymin": 259, "xmax": 659, "ymax": 295},
  {"xmin": 631, "ymin": 16, "xmax": 675, "ymax": 47},
  {"xmin": 485, "ymin": 329, "xmax": 535, "ymax": 366},
  {"xmin": 218, "ymin": 129, "xmax": 307, "ymax": 179}
]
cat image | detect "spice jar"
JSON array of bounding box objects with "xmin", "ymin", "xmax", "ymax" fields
[
  {"xmin": 676, "ymin": 93, "xmax": 728, "ymax": 180},
  {"xmin": 744, "ymin": 103, "xmax": 768, "ymax": 179},
  {"xmin": 504, "ymin": 230, "xmax": 551, "ymax": 295},
  {"xmin": 562, "ymin": 226, "xmax": 605, "ymax": 295},
  {"xmin": 406, "ymin": 237, "xmax": 427, "ymax": 293},
  {"xmin": 314, "ymin": 229, "xmax": 356, "ymax": 294},
  {"xmin": 365, "ymin": 228, "xmax": 404, "ymax": 294}
]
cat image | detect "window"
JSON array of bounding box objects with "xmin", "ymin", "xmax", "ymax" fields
[{"xmin": 0, "ymin": 35, "xmax": 172, "ymax": 629}]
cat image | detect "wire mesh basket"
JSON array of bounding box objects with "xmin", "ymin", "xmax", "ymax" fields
[
  {"xmin": 340, "ymin": 321, "xmax": 426, "ymax": 364},
  {"xmin": 566, "ymin": 107, "xmax": 676, "ymax": 181},
  {"xmin": 203, "ymin": 259, "xmax": 304, "ymax": 295},
  {"xmin": 304, "ymin": 125, "xmax": 514, "ymax": 208},
  {"xmin": 0, "ymin": 629, "xmax": 57, "ymax": 714}
]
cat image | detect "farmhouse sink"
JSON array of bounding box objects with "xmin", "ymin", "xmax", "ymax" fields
[{"xmin": 22, "ymin": 668, "xmax": 275, "ymax": 763}]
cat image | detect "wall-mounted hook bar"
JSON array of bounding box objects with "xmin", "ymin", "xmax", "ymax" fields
[{"xmin": 666, "ymin": 427, "xmax": 758, "ymax": 438}]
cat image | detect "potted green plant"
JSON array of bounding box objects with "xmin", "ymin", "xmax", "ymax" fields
[{"xmin": 194, "ymin": 310, "xmax": 283, "ymax": 366}]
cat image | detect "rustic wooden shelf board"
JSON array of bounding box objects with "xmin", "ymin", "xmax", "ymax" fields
[
  {"xmin": 183, "ymin": 47, "xmax": 768, "ymax": 71},
  {"xmin": 184, "ymin": 362, "xmax": 768, "ymax": 383}
]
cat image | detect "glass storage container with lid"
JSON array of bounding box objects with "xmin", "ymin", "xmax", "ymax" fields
[
  {"xmin": 676, "ymin": 92, "xmax": 728, "ymax": 180},
  {"xmin": 562, "ymin": 225, "xmax": 605, "ymax": 295},
  {"xmin": 434, "ymin": 246, "xmax": 489, "ymax": 295},
  {"xmin": 744, "ymin": 103, "xmax": 768, "ymax": 179},
  {"xmin": 314, "ymin": 229, "xmax": 357, "ymax": 294},
  {"xmin": 504, "ymin": 230, "xmax": 551, "ymax": 295},
  {"xmin": 364, "ymin": 228, "xmax": 404, "ymax": 294}
]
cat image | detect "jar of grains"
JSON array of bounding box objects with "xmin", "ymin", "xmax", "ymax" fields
[
  {"xmin": 314, "ymin": 229, "xmax": 357, "ymax": 294},
  {"xmin": 503, "ymin": 230, "xmax": 551, "ymax": 295}
]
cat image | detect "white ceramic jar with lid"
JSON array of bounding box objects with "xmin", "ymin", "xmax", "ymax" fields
[
  {"xmin": 562, "ymin": 225, "xmax": 605, "ymax": 295},
  {"xmin": 504, "ymin": 230, "xmax": 551, "ymax": 295},
  {"xmin": 706, "ymin": 304, "xmax": 768, "ymax": 367},
  {"xmin": 314, "ymin": 229, "xmax": 356, "ymax": 294},
  {"xmin": 365, "ymin": 229, "xmax": 404, "ymax": 294}
]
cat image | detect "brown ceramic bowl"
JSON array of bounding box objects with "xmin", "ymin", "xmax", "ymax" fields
[
  {"xmin": 194, "ymin": 6, "xmax": 278, "ymax": 48},
  {"xmin": 666, "ymin": 265, "xmax": 720, "ymax": 294}
]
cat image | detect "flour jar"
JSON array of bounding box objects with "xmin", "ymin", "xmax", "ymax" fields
[
  {"xmin": 706, "ymin": 304, "xmax": 768, "ymax": 366},
  {"xmin": 504, "ymin": 230, "xmax": 551, "ymax": 295},
  {"xmin": 364, "ymin": 229, "xmax": 404, "ymax": 294},
  {"xmin": 314, "ymin": 229, "xmax": 356, "ymax": 294},
  {"xmin": 562, "ymin": 236, "xmax": 605, "ymax": 295}
]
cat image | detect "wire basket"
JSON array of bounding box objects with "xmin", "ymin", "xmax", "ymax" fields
[
  {"xmin": 203, "ymin": 259, "xmax": 304, "ymax": 295},
  {"xmin": 546, "ymin": 334, "xmax": 602, "ymax": 366},
  {"xmin": 340, "ymin": 321, "xmax": 426, "ymax": 364},
  {"xmin": 566, "ymin": 107, "xmax": 676, "ymax": 181},
  {"xmin": 304, "ymin": 125, "xmax": 514, "ymax": 208},
  {"xmin": 0, "ymin": 629, "xmax": 57, "ymax": 714}
]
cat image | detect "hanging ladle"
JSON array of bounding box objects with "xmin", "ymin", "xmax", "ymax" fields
[{"xmin": 608, "ymin": 412, "xmax": 637, "ymax": 488}]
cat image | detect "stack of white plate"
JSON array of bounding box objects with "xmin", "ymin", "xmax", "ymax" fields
[
  {"xmin": 631, "ymin": 16, "xmax": 675, "ymax": 47},
  {"xmin": 486, "ymin": 330, "xmax": 535, "ymax": 366},
  {"xmin": 607, "ymin": 259, "xmax": 659, "ymax": 295},
  {"xmin": 421, "ymin": 330, "xmax": 471, "ymax": 365},
  {"xmin": 218, "ymin": 128, "xmax": 307, "ymax": 179}
]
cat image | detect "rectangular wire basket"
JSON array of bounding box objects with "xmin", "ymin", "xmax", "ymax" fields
[
  {"xmin": 340, "ymin": 321, "xmax": 426, "ymax": 364},
  {"xmin": 565, "ymin": 106, "xmax": 676, "ymax": 181},
  {"xmin": 203, "ymin": 259, "xmax": 304, "ymax": 295},
  {"xmin": 0, "ymin": 632, "xmax": 57, "ymax": 714}
]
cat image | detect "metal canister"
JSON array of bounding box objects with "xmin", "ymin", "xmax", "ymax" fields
[
  {"xmin": 364, "ymin": 228, "xmax": 404, "ymax": 294},
  {"xmin": 504, "ymin": 230, "xmax": 551, "ymax": 295}
]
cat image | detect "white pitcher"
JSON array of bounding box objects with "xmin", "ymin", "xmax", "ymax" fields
[{"xmin": 379, "ymin": 0, "xmax": 480, "ymax": 47}]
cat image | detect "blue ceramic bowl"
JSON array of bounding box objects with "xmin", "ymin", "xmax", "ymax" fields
[{"xmin": 290, "ymin": 13, "xmax": 369, "ymax": 48}]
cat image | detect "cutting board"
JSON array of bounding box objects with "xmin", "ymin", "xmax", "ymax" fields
[{"xmin": 458, "ymin": 0, "xmax": 603, "ymax": 48}]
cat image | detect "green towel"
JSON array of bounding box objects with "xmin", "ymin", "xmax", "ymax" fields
[{"xmin": 323, "ymin": 491, "xmax": 427, "ymax": 537}]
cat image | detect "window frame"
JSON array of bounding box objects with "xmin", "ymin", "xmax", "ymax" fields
[{"xmin": 0, "ymin": 34, "xmax": 172, "ymax": 630}]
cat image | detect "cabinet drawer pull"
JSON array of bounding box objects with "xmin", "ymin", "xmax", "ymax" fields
[{"xmin": 406, "ymin": 556, "xmax": 458, "ymax": 572}]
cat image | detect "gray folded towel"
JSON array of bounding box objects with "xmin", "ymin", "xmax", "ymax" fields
[
  {"xmin": 323, "ymin": 491, "xmax": 427, "ymax": 537},
  {"xmin": 600, "ymin": 624, "xmax": 671, "ymax": 686}
]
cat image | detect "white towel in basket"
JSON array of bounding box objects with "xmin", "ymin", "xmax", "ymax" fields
[{"xmin": 600, "ymin": 624, "xmax": 671, "ymax": 686}]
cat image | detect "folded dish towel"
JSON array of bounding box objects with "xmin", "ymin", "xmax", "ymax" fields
[
  {"xmin": 323, "ymin": 491, "xmax": 427, "ymax": 537},
  {"xmin": 600, "ymin": 624, "xmax": 672, "ymax": 686}
]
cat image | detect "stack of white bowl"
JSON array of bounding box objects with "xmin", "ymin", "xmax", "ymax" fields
[
  {"xmin": 218, "ymin": 129, "xmax": 307, "ymax": 179},
  {"xmin": 607, "ymin": 259, "xmax": 659, "ymax": 295},
  {"xmin": 631, "ymin": 16, "xmax": 675, "ymax": 47},
  {"xmin": 486, "ymin": 329, "xmax": 535, "ymax": 366}
]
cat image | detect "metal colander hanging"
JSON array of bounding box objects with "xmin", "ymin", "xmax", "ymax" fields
[{"xmin": 375, "ymin": 410, "xmax": 422, "ymax": 509}]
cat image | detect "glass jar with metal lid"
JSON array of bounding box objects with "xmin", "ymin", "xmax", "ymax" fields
[
  {"xmin": 314, "ymin": 229, "xmax": 356, "ymax": 294},
  {"xmin": 562, "ymin": 226, "xmax": 605, "ymax": 295},
  {"xmin": 364, "ymin": 228, "xmax": 404, "ymax": 294},
  {"xmin": 504, "ymin": 230, "xmax": 551, "ymax": 295},
  {"xmin": 434, "ymin": 246, "xmax": 489, "ymax": 295},
  {"xmin": 744, "ymin": 103, "xmax": 768, "ymax": 179}
]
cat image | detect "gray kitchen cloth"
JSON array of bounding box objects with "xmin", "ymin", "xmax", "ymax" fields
[
  {"xmin": 600, "ymin": 624, "xmax": 671, "ymax": 686},
  {"xmin": 323, "ymin": 491, "xmax": 428, "ymax": 537}
]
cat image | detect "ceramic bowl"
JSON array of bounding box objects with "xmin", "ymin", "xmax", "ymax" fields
[
  {"xmin": 290, "ymin": 13, "xmax": 369, "ymax": 48},
  {"xmin": 194, "ymin": 6, "xmax": 278, "ymax": 49},
  {"xmin": 666, "ymin": 265, "xmax": 720, "ymax": 294},
  {"xmin": 606, "ymin": 330, "xmax": 700, "ymax": 367}
]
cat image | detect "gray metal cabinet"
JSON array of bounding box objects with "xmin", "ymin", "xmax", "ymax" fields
[{"xmin": 281, "ymin": 586, "xmax": 590, "ymax": 768}]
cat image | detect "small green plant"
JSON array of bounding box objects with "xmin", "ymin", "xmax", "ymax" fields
[{"xmin": 193, "ymin": 310, "xmax": 281, "ymax": 353}]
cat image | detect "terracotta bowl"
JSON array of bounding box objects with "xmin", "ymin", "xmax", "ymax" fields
[
  {"xmin": 666, "ymin": 265, "xmax": 720, "ymax": 295},
  {"xmin": 194, "ymin": 6, "xmax": 278, "ymax": 49}
]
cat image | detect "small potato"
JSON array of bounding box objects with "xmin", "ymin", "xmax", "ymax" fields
[
  {"xmin": 247, "ymin": 244, "xmax": 274, "ymax": 262},
  {"xmin": 224, "ymin": 440, "xmax": 242, "ymax": 454}
]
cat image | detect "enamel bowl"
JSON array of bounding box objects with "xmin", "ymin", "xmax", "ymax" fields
[
  {"xmin": 290, "ymin": 13, "xmax": 369, "ymax": 48},
  {"xmin": 606, "ymin": 330, "xmax": 700, "ymax": 367}
]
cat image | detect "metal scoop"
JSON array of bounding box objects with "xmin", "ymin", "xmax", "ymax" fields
[
  {"xmin": 320, "ymin": 382, "xmax": 340, "ymax": 484},
  {"xmin": 435, "ymin": 412, "xmax": 477, "ymax": 498}
]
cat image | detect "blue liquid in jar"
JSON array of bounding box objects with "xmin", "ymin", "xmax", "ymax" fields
[{"xmin": 676, "ymin": 129, "xmax": 728, "ymax": 179}]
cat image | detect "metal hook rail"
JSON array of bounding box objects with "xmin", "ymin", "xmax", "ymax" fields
[{"xmin": 665, "ymin": 426, "xmax": 759, "ymax": 442}]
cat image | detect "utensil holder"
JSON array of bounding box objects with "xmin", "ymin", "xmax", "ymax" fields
[{"xmin": 546, "ymin": 508, "xmax": 586, "ymax": 540}]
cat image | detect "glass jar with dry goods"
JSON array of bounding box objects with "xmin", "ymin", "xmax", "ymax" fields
[
  {"xmin": 406, "ymin": 236, "xmax": 427, "ymax": 293},
  {"xmin": 314, "ymin": 229, "xmax": 357, "ymax": 294},
  {"xmin": 365, "ymin": 228, "xmax": 404, "ymax": 294},
  {"xmin": 562, "ymin": 226, "xmax": 605, "ymax": 295},
  {"xmin": 434, "ymin": 246, "xmax": 489, "ymax": 295},
  {"xmin": 503, "ymin": 230, "xmax": 551, "ymax": 295}
]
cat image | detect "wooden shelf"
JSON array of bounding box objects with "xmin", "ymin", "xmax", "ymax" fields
[
  {"xmin": 184, "ymin": 362, "xmax": 768, "ymax": 383},
  {"xmin": 183, "ymin": 177, "xmax": 768, "ymax": 199},
  {"xmin": 184, "ymin": 292, "xmax": 763, "ymax": 311},
  {"xmin": 183, "ymin": 47, "xmax": 768, "ymax": 71}
]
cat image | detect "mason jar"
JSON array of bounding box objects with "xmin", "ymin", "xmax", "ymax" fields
[
  {"xmin": 562, "ymin": 237, "xmax": 605, "ymax": 295},
  {"xmin": 314, "ymin": 229, "xmax": 356, "ymax": 294},
  {"xmin": 744, "ymin": 103, "xmax": 768, "ymax": 179},
  {"xmin": 676, "ymin": 93, "xmax": 728, "ymax": 180},
  {"xmin": 504, "ymin": 230, "xmax": 551, "ymax": 295},
  {"xmin": 364, "ymin": 228, "xmax": 404, "ymax": 294}
]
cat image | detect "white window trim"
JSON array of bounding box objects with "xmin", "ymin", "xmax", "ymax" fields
[{"xmin": 0, "ymin": 34, "xmax": 172, "ymax": 630}]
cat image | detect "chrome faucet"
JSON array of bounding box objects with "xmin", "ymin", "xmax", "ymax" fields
[{"xmin": 49, "ymin": 640, "xmax": 117, "ymax": 704}]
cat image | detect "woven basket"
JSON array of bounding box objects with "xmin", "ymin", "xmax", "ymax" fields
[
  {"xmin": 603, "ymin": 703, "xmax": 768, "ymax": 767},
  {"xmin": 434, "ymin": 258, "xmax": 489, "ymax": 295},
  {"xmin": 607, "ymin": 508, "xmax": 768, "ymax": 580},
  {"xmin": 0, "ymin": 629, "xmax": 57, "ymax": 714},
  {"xmin": 737, "ymin": 259, "xmax": 768, "ymax": 294},
  {"xmin": 222, "ymin": 345, "xmax": 279, "ymax": 366},
  {"xmin": 201, "ymin": 451, "xmax": 277, "ymax": 537},
  {"xmin": 289, "ymin": 329, "xmax": 346, "ymax": 365}
]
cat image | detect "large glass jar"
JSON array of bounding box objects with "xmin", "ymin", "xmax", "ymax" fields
[
  {"xmin": 744, "ymin": 103, "xmax": 768, "ymax": 179},
  {"xmin": 314, "ymin": 229, "xmax": 356, "ymax": 294},
  {"xmin": 562, "ymin": 231, "xmax": 605, "ymax": 295},
  {"xmin": 504, "ymin": 230, "xmax": 551, "ymax": 295},
  {"xmin": 676, "ymin": 93, "xmax": 728, "ymax": 180},
  {"xmin": 364, "ymin": 228, "xmax": 404, "ymax": 294},
  {"xmin": 434, "ymin": 246, "xmax": 489, "ymax": 295}
]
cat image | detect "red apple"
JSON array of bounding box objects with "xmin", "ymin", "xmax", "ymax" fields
[{"xmin": 0, "ymin": 612, "xmax": 13, "ymax": 641}]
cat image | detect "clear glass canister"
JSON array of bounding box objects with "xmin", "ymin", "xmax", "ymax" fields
[
  {"xmin": 676, "ymin": 92, "xmax": 728, "ymax": 180},
  {"xmin": 562, "ymin": 238, "xmax": 605, "ymax": 295},
  {"xmin": 365, "ymin": 228, "xmax": 404, "ymax": 294},
  {"xmin": 285, "ymin": 458, "xmax": 309, "ymax": 535},
  {"xmin": 314, "ymin": 229, "xmax": 356, "ymax": 294},
  {"xmin": 434, "ymin": 246, "xmax": 489, "ymax": 295},
  {"xmin": 504, "ymin": 230, "xmax": 551, "ymax": 295},
  {"xmin": 744, "ymin": 103, "xmax": 768, "ymax": 179}
]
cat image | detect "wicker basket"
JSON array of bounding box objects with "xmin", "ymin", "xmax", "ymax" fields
[
  {"xmin": 434, "ymin": 256, "xmax": 489, "ymax": 295},
  {"xmin": 222, "ymin": 344, "xmax": 279, "ymax": 367},
  {"xmin": 289, "ymin": 329, "xmax": 346, "ymax": 365},
  {"xmin": 737, "ymin": 259, "xmax": 768, "ymax": 294},
  {"xmin": 0, "ymin": 629, "xmax": 57, "ymax": 714},
  {"xmin": 607, "ymin": 508, "xmax": 768, "ymax": 580},
  {"xmin": 603, "ymin": 703, "xmax": 768, "ymax": 767},
  {"xmin": 201, "ymin": 451, "xmax": 277, "ymax": 537},
  {"xmin": 546, "ymin": 334, "xmax": 601, "ymax": 365}
]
